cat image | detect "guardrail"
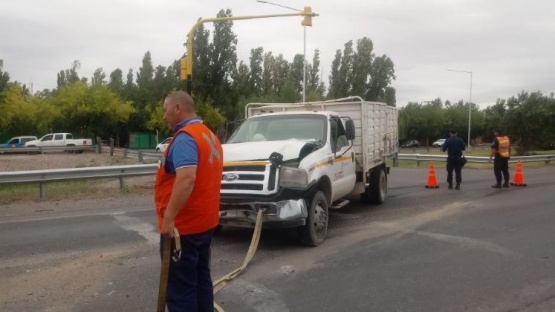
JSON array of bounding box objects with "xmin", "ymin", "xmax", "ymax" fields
[
  {"xmin": 0, "ymin": 145, "xmax": 96, "ymax": 154},
  {"xmin": 1, "ymin": 153, "xmax": 553, "ymax": 199},
  {"xmin": 0, "ymin": 164, "xmax": 158, "ymax": 199},
  {"xmin": 122, "ymin": 149, "xmax": 162, "ymax": 162},
  {"xmin": 397, "ymin": 154, "xmax": 555, "ymax": 166}
]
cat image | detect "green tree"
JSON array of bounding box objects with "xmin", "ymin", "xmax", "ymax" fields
[
  {"xmin": 278, "ymin": 77, "xmax": 298, "ymax": 103},
  {"xmin": 271, "ymin": 54, "xmax": 290, "ymax": 96},
  {"xmin": 504, "ymin": 92, "xmax": 555, "ymax": 154},
  {"xmin": 91, "ymin": 68, "xmax": 107, "ymax": 86},
  {"xmin": 398, "ymin": 100, "xmax": 446, "ymax": 145},
  {"xmin": 0, "ymin": 60, "xmax": 10, "ymax": 95},
  {"xmin": 367, "ymin": 55, "xmax": 395, "ymax": 103},
  {"xmin": 48, "ymin": 81, "xmax": 135, "ymax": 138},
  {"xmin": 209, "ymin": 9, "xmax": 238, "ymax": 117},
  {"xmin": 483, "ymin": 100, "xmax": 507, "ymax": 141},
  {"xmin": 249, "ymin": 47, "xmax": 264, "ymax": 95},
  {"xmin": 306, "ymin": 49, "xmax": 322, "ymax": 95},
  {"xmin": 327, "ymin": 49, "xmax": 342, "ymax": 99},
  {"xmin": 231, "ymin": 61, "xmax": 251, "ymax": 100},
  {"xmin": 123, "ymin": 69, "xmax": 136, "ymax": 100},
  {"xmin": 290, "ymin": 54, "xmax": 304, "ymax": 97},
  {"xmin": 336, "ymin": 40, "xmax": 354, "ymax": 97},
  {"xmin": 191, "ymin": 22, "xmax": 212, "ymax": 98},
  {"xmin": 136, "ymin": 51, "xmax": 155, "ymax": 108},
  {"xmin": 351, "ymin": 37, "xmax": 373, "ymax": 97},
  {"xmin": 57, "ymin": 60, "xmax": 82, "ymax": 89},
  {"xmin": 384, "ymin": 87, "xmax": 396, "ymax": 107},
  {"xmin": 108, "ymin": 68, "xmax": 124, "ymax": 96},
  {"xmin": 0, "ymin": 83, "xmax": 38, "ymax": 135},
  {"xmin": 327, "ymin": 38, "xmax": 396, "ymax": 103},
  {"xmin": 262, "ymin": 52, "xmax": 275, "ymax": 95}
]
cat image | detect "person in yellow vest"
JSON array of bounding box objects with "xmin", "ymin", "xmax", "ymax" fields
[
  {"xmin": 489, "ymin": 129, "xmax": 510, "ymax": 188},
  {"xmin": 155, "ymin": 91, "xmax": 223, "ymax": 311}
]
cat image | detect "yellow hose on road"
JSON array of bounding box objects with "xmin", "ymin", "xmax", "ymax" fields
[{"xmin": 213, "ymin": 209, "xmax": 264, "ymax": 311}]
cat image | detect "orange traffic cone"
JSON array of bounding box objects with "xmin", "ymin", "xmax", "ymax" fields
[
  {"xmin": 510, "ymin": 161, "xmax": 527, "ymax": 186},
  {"xmin": 425, "ymin": 161, "xmax": 439, "ymax": 188}
]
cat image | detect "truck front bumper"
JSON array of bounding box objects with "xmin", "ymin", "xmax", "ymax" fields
[{"xmin": 219, "ymin": 198, "xmax": 308, "ymax": 228}]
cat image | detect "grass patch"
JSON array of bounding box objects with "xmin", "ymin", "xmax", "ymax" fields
[{"xmin": 0, "ymin": 178, "xmax": 152, "ymax": 203}]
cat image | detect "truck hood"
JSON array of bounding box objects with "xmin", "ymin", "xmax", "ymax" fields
[
  {"xmin": 24, "ymin": 140, "xmax": 40, "ymax": 146},
  {"xmin": 223, "ymin": 140, "xmax": 308, "ymax": 162}
]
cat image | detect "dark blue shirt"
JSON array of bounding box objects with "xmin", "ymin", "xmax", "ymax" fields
[{"xmin": 442, "ymin": 136, "xmax": 466, "ymax": 158}]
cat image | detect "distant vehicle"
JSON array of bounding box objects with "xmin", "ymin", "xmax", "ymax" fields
[
  {"xmin": 432, "ymin": 138, "xmax": 446, "ymax": 147},
  {"xmin": 25, "ymin": 133, "xmax": 92, "ymax": 153},
  {"xmin": 156, "ymin": 137, "xmax": 172, "ymax": 152},
  {"xmin": 401, "ymin": 140, "xmax": 420, "ymax": 148},
  {"xmin": 0, "ymin": 136, "xmax": 38, "ymax": 148}
]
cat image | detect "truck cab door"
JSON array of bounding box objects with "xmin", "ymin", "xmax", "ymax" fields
[
  {"xmin": 41, "ymin": 134, "xmax": 54, "ymax": 146},
  {"xmin": 53, "ymin": 133, "xmax": 64, "ymax": 146},
  {"xmin": 329, "ymin": 116, "xmax": 356, "ymax": 201}
]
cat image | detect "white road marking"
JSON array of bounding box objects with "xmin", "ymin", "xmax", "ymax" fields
[
  {"xmin": 0, "ymin": 208, "xmax": 151, "ymax": 224},
  {"xmin": 413, "ymin": 230, "xmax": 516, "ymax": 256},
  {"xmin": 112, "ymin": 214, "xmax": 159, "ymax": 244}
]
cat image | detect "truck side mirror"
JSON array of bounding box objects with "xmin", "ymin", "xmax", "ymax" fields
[{"xmin": 345, "ymin": 119, "xmax": 355, "ymax": 140}]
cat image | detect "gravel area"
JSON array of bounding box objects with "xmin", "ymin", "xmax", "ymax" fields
[
  {"xmin": 0, "ymin": 152, "xmax": 156, "ymax": 216},
  {"xmin": 0, "ymin": 151, "xmax": 141, "ymax": 171}
]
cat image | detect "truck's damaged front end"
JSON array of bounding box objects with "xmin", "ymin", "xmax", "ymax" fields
[{"xmin": 219, "ymin": 113, "xmax": 327, "ymax": 228}]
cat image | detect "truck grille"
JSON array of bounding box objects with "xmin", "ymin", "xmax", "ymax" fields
[
  {"xmin": 221, "ymin": 163, "xmax": 276, "ymax": 195},
  {"xmin": 221, "ymin": 184, "xmax": 263, "ymax": 191}
]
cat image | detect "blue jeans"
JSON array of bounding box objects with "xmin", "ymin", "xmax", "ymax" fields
[{"xmin": 160, "ymin": 228, "xmax": 215, "ymax": 312}]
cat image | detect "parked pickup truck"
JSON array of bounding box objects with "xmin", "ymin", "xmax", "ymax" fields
[
  {"xmin": 219, "ymin": 96, "xmax": 398, "ymax": 246},
  {"xmin": 0, "ymin": 135, "xmax": 38, "ymax": 148},
  {"xmin": 25, "ymin": 133, "xmax": 92, "ymax": 152}
]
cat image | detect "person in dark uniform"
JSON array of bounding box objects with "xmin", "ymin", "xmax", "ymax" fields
[
  {"xmin": 442, "ymin": 129, "xmax": 466, "ymax": 190},
  {"xmin": 489, "ymin": 129, "xmax": 511, "ymax": 188}
]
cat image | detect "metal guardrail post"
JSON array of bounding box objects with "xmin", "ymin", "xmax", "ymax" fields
[
  {"xmin": 119, "ymin": 176, "xmax": 126, "ymax": 192},
  {"xmin": 40, "ymin": 182, "xmax": 46, "ymax": 199},
  {"xmin": 123, "ymin": 149, "xmax": 128, "ymax": 158},
  {"xmin": 138, "ymin": 151, "xmax": 144, "ymax": 164},
  {"xmin": 96, "ymin": 136, "xmax": 101, "ymax": 154},
  {"xmin": 110, "ymin": 138, "xmax": 114, "ymax": 156}
]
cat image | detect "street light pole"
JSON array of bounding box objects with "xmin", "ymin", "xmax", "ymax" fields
[
  {"xmin": 257, "ymin": 0, "xmax": 307, "ymax": 102},
  {"xmin": 303, "ymin": 25, "xmax": 306, "ymax": 102},
  {"xmin": 447, "ymin": 69, "xmax": 473, "ymax": 147}
]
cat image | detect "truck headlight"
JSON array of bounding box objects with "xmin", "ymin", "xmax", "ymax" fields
[{"xmin": 278, "ymin": 166, "xmax": 308, "ymax": 189}]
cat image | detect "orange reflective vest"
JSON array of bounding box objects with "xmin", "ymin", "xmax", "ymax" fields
[
  {"xmin": 154, "ymin": 123, "xmax": 223, "ymax": 235},
  {"xmin": 496, "ymin": 136, "xmax": 510, "ymax": 158}
]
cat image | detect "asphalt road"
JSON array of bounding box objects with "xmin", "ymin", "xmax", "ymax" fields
[{"xmin": 1, "ymin": 166, "xmax": 554, "ymax": 312}]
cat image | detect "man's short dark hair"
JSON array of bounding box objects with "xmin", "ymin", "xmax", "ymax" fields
[{"xmin": 449, "ymin": 129, "xmax": 458, "ymax": 134}]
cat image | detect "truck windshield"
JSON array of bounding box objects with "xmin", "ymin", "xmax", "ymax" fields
[{"xmin": 227, "ymin": 114, "xmax": 326, "ymax": 144}]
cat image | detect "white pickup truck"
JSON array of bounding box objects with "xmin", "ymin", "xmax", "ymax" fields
[
  {"xmin": 219, "ymin": 97, "xmax": 398, "ymax": 246},
  {"xmin": 25, "ymin": 133, "xmax": 92, "ymax": 152}
]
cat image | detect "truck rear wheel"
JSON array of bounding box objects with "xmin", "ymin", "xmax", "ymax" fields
[
  {"xmin": 361, "ymin": 166, "xmax": 387, "ymax": 205},
  {"xmin": 298, "ymin": 191, "xmax": 328, "ymax": 246}
]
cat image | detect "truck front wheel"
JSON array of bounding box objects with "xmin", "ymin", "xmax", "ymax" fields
[
  {"xmin": 361, "ymin": 166, "xmax": 387, "ymax": 205},
  {"xmin": 298, "ymin": 191, "xmax": 328, "ymax": 246}
]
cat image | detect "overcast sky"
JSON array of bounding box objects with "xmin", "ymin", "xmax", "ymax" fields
[{"xmin": 1, "ymin": 0, "xmax": 553, "ymax": 108}]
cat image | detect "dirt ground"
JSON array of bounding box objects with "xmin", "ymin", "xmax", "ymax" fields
[
  {"xmin": 0, "ymin": 151, "xmax": 144, "ymax": 171},
  {"xmin": 0, "ymin": 152, "xmax": 156, "ymax": 218}
]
